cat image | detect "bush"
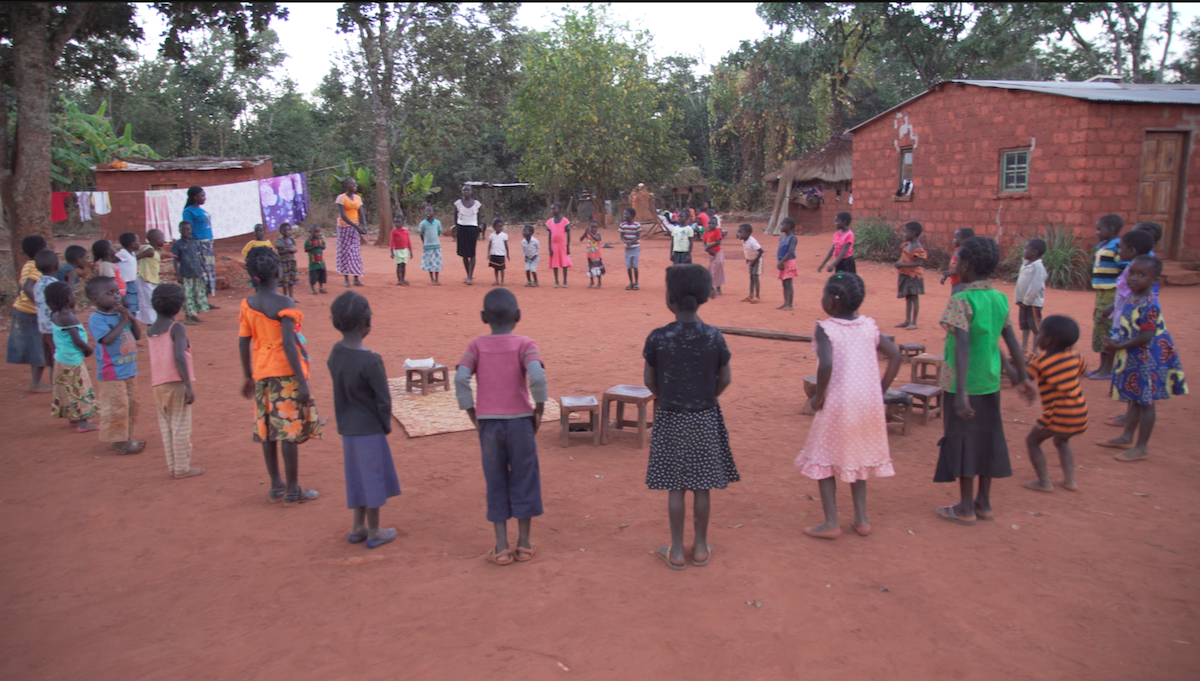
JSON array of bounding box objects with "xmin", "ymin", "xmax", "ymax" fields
[
  {"xmin": 1005, "ymin": 224, "xmax": 1091, "ymax": 291},
  {"xmin": 855, "ymin": 216, "xmax": 902, "ymax": 263}
]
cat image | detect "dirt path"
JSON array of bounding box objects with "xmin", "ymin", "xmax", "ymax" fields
[{"xmin": 2, "ymin": 231, "xmax": 1198, "ymax": 679}]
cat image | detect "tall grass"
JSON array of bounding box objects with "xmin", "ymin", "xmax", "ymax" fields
[
  {"xmin": 1005, "ymin": 223, "xmax": 1091, "ymax": 290},
  {"xmin": 855, "ymin": 216, "xmax": 902, "ymax": 264}
]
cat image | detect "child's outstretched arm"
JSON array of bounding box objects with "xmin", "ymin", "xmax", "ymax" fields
[
  {"xmin": 878, "ymin": 333, "xmax": 902, "ymax": 394},
  {"xmin": 817, "ymin": 245, "xmax": 835, "ymax": 272},
  {"xmin": 810, "ymin": 325, "xmax": 832, "ymax": 411},
  {"xmin": 239, "ymin": 337, "xmax": 254, "ymax": 398},
  {"xmin": 454, "ymin": 365, "xmax": 477, "ymax": 427},
  {"xmin": 279, "ymin": 317, "xmax": 309, "ymax": 403},
  {"xmin": 1001, "ymin": 324, "xmax": 1037, "ymax": 404},
  {"xmin": 171, "ymin": 323, "xmax": 194, "ymax": 405},
  {"xmin": 527, "ymin": 359, "xmax": 546, "ymax": 433}
]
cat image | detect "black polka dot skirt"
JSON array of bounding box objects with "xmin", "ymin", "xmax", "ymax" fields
[{"xmin": 646, "ymin": 407, "xmax": 739, "ymax": 490}]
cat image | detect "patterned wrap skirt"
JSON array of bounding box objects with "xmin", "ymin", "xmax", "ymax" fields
[
  {"xmin": 197, "ymin": 239, "xmax": 217, "ymax": 295},
  {"xmin": 279, "ymin": 253, "xmax": 299, "ymax": 285},
  {"xmin": 336, "ymin": 226, "xmax": 364, "ymax": 276},
  {"xmin": 646, "ymin": 407, "xmax": 739, "ymax": 490},
  {"xmin": 421, "ymin": 248, "xmax": 443, "ymax": 272},
  {"xmin": 253, "ymin": 376, "xmax": 323, "ymax": 444},
  {"xmin": 51, "ymin": 362, "xmax": 97, "ymax": 421}
]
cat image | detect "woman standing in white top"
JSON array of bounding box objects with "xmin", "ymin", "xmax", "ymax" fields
[{"xmin": 453, "ymin": 184, "xmax": 482, "ymax": 284}]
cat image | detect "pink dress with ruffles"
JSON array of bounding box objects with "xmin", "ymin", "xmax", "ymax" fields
[{"xmin": 795, "ymin": 316, "xmax": 895, "ymax": 482}]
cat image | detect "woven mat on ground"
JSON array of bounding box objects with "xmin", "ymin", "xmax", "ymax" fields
[{"xmin": 387, "ymin": 377, "xmax": 560, "ymax": 438}]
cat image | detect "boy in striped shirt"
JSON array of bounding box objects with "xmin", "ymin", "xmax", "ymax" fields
[
  {"xmin": 1088, "ymin": 214, "xmax": 1124, "ymax": 379},
  {"xmin": 1023, "ymin": 315, "xmax": 1089, "ymax": 493},
  {"xmin": 619, "ymin": 208, "xmax": 641, "ymax": 290}
]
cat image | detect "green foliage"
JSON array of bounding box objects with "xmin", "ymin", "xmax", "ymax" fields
[
  {"xmin": 1006, "ymin": 224, "xmax": 1092, "ymax": 291},
  {"xmin": 328, "ymin": 158, "xmax": 375, "ymax": 194},
  {"xmin": 51, "ymin": 96, "xmax": 158, "ymax": 188},
  {"xmin": 854, "ymin": 216, "xmax": 902, "ymax": 263}
]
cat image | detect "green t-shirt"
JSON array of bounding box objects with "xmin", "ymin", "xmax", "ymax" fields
[{"xmin": 940, "ymin": 281, "xmax": 1011, "ymax": 395}]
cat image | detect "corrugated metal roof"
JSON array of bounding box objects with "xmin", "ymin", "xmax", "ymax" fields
[{"xmin": 847, "ymin": 79, "xmax": 1200, "ymax": 133}]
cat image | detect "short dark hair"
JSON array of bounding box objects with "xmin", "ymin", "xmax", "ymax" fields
[
  {"xmin": 44, "ymin": 281, "xmax": 73, "ymax": 312},
  {"xmin": 1134, "ymin": 221, "xmax": 1162, "ymax": 245},
  {"xmin": 624, "ymin": 206, "xmax": 636, "ymax": 218},
  {"xmin": 1097, "ymin": 213, "xmax": 1124, "ymax": 233},
  {"xmin": 956, "ymin": 227, "xmax": 975, "ymax": 239},
  {"xmin": 482, "ymin": 288, "xmax": 519, "ymax": 324},
  {"xmin": 245, "ymin": 246, "xmax": 280, "ymax": 284},
  {"xmin": 85, "ymin": 275, "xmax": 115, "ymax": 301},
  {"xmin": 835, "ymin": 211, "xmax": 852, "ymax": 225},
  {"xmin": 904, "ymin": 221, "xmax": 923, "ymax": 237},
  {"xmin": 151, "ymin": 283, "xmax": 185, "ymax": 317},
  {"xmin": 1130, "ymin": 253, "xmax": 1162, "ymax": 276},
  {"xmin": 64, "ymin": 244, "xmax": 88, "ymax": 264},
  {"xmin": 147, "ymin": 228, "xmax": 164, "ymax": 242},
  {"xmin": 958, "ymin": 236, "xmax": 1000, "ymax": 277},
  {"xmin": 1120, "ymin": 229, "xmax": 1155, "ymax": 257},
  {"xmin": 1027, "ymin": 238, "xmax": 1048, "ymax": 257},
  {"xmin": 21, "ymin": 235, "xmax": 47, "ymax": 259},
  {"xmin": 493, "ymin": 218, "xmax": 505, "ymax": 228},
  {"xmin": 824, "ymin": 272, "xmax": 865, "ymax": 313},
  {"xmin": 738, "ymin": 223, "xmax": 753, "ymax": 234},
  {"xmin": 665, "ymin": 264, "xmax": 712, "ymax": 313},
  {"xmin": 118, "ymin": 232, "xmax": 138, "ymax": 248},
  {"xmin": 91, "ymin": 239, "xmax": 112, "ymax": 262},
  {"xmin": 331, "ymin": 291, "xmax": 372, "ymax": 332},
  {"xmin": 34, "ymin": 249, "xmax": 59, "ymax": 274},
  {"xmin": 1038, "ymin": 315, "xmax": 1080, "ymax": 354},
  {"xmin": 780, "ymin": 217, "xmax": 796, "ymax": 231}
]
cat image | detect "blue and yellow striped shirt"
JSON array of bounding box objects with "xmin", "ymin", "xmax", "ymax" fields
[{"xmin": 1091, "ymin": 238, "xmax": 1123, "ymax": 290}]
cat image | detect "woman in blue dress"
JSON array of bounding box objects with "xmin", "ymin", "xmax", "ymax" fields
[{"xmin": 183, "ymin": 186, "xmax": 220, "ymax": 309}]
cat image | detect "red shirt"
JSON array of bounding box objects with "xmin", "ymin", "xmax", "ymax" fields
[
  {"xmin": 697, "ymin": 212, "xmax": 709, "ymax": 230},
  {"xmin": 389, "ymin": 227, "xmax": 411, "ymax": 250},
  {"xmin": 703, "ymin": 225, "xmax": 722, "ymax": 253}
]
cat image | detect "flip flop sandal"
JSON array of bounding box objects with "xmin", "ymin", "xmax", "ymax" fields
[
  {"xmin": 282, "ymin": 489, "xmax": 319, "ymax": 507},
  {"xmin": 366, "ymin": 528, "xmax": 397, "ymax": 549},
  {"xmin": 486, "ymin": 548, "xmax": 514, "ymax": 565},
  {"xmin": 691, "ymin": 543, "xmax": 714, "ymax": 567},
  {"xmin": 935, "ymin": 505, "xmax": 977, "ymax": 526},
  {"xmin": 347, "ymin": 533, "xmax": 368, "ymax": 544},
  {"xmin": 268, "ymin": 488, "xmax": 286, "ymax": 503},
  {"xmin": 514, "ymin": 545, "xmax": 537, "ymax": 562},
  {"xmin": 626, "ymin": 285, "xmax": 635, "ymax": 290},
  {"xmin": 658, "ymin": 544, "xmax": 686, "ymax": 570},
  {"xmin": 1114, "ymin": 450, "xmax": 1149, "ymax": 462}
]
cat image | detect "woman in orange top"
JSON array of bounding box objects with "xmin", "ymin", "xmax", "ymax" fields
[
  {"xmin": 238, "ymin": 247, "xmax": 322, "ymax": 506},
  {"xmin": 336, "ymin": 178, "xmax": 367, "ymax": 287}
]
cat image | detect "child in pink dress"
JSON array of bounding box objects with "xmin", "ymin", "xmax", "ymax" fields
[
  {"xmin": 545, "ymin": 202, "xmax": 573, "ymax": 288},
  {"xmin": 796, "ymin": 272, "xmax": 903, "ymax": 539}
]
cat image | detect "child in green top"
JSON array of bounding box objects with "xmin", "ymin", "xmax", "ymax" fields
[
  {"xmin": 934, "ymin": 237, "xmax": 1036, "ymax": 526},
  {"xmin": 304, "ymin": 224, "xmax": 328, "ymax": 295}
]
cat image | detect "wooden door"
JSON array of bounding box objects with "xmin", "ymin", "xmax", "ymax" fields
[{"xmin": 1137, "ymin": 132, "xmax": 1185, "ymax": 258}]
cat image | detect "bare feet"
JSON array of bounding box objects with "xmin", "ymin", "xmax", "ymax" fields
[
  {"xmin": 895, "ymin": 321, "xmax": 911, "ymax": 328},
  {"xmin": 777, "ymin": 304, "xmax": 793, "ymax": 311},
  {"xmin": 174, "ymin": 467, "xmax": 206, "ymax": 479},
  {"xmin": 1104, "ymin": 414, "xmax": 1126, "ymax": 427},
  {"xmin": 804, "ymin": 521, "xmax": 842, "ymax": 539},
  {"xmin": 1114, "ymin": 445, "xmax": 1149, "ymax": 462},
  {"xmin": 1023, "ymin": 479, "xmax": 1054, "ymax": 493},
  {"xmin": 1059, "ymin": 479, "xmax": 1079, "ymax": 491},
  {"xmin": 905, "ymin": 323, "xmax": 919, "ymax": 330},
  {"xmin": 29, "ymin": 382, "xmax": 52, "ymax": 394},
  {"xmin": 740, "ymin": 296, "xmax": 753, "ymax": 302},
  {"xmin": 1098, "ymin": 437, "xmax": 1134, "ymax": 450},
  {"xmin": 750, "ymin": 298, "xmax": 761, "ymax": 304}
]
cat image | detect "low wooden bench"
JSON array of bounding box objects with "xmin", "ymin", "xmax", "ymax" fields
[
  {"xmin": 898, "ymin": 383, "xmax": 944, "ymax": 424},
  {"xmin": 560, "ymin": 396, "xmax": 601, "ymax": 447},
  {"xmin": 405, "ymin": 364, "xmax": 449, "ymax": 395}
]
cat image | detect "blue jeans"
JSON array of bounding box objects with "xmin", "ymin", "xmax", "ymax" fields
[{"xmin": 478, "ymin": 417, "xmax": 543, "ymax": 522}]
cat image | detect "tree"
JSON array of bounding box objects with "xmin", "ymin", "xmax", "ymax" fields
[
  {"xmin": 506, "ymin": 5, "xmax": 684, "ymax": 225},
  {"xmin": 51, "ymin": 96, "xmax": 158, "ymax": 189},
  {"xmin": 1170, "ymin": 17, "xmax": 1200, "ymax": 83},
  {"xmin": 1037, "ymin": 3, "xmax": 1179, "ymax": 83},
  {"xmin": 0, "ymin": 2, "xmax": 286, "ymax": 271}
]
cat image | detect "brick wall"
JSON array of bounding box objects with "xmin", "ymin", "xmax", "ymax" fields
[
  {"xmin": 93, "ymin": 162, "xmax": 274, "ymax": 243},
  {"xmin": 787, "ymin": 185, "xmax": 852, "ymax": 235},
  {"xmin": 851, "ymin": 83, "xmax": 1200, "ymax": 259}
]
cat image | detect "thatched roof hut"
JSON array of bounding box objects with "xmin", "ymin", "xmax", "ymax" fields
[
  {"xmin": 666, "ymin": 166, "xmax": 708, "ymax": 195},
  {"xmin": 763, "ymin": 134, "xmax": 852, "ymax": 189}
]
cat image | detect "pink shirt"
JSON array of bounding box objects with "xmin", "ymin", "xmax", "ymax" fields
[
  {"xmin": 148, "ymin": 324, "xmax": 195, "ymax": 386},
  {"xmin": 832, "ymin": 229, "xmax": 854, "ymax": 258},
  {"xmin": 458, "ymin": 334, "xmax": 542, "ymax": 416}
]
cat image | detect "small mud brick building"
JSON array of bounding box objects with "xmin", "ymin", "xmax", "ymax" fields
[
  {"xmin": 847, "ymin": 80, "xmax": 1200, "ymax": 263},
  {"xmin": 763, "ymin": 134, "xmax": 853, "ymax": 235}
]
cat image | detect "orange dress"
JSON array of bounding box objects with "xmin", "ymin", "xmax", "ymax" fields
[{"xmin": 237, "ymin": 300, "xmax": 321, "ymax": 443}]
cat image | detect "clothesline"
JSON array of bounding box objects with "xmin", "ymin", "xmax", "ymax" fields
[{"xmin": 69, "ymin": 155, "xmax": 389, "ymax": 194}]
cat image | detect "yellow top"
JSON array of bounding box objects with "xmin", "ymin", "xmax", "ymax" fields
[{"xmin": 242, "ymin": 240, "xmax": 276, "ymax": 258}]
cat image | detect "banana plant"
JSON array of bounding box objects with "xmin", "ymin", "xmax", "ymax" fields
[
  {"xmin": 51, "ymin": 96, "xmax": 158, "ymax": 187},
  {"xmin": 327, "ymin": 158, "xmax": 375, "ymax": 194},
  {"xmin": 390, "ymin": 156, "xmax": 440, "ymax": 215}
]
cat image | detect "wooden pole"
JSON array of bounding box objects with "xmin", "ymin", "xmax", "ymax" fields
[{"xmin": 716, "ymin": 326, "xmax": 812, "ymax": 342}]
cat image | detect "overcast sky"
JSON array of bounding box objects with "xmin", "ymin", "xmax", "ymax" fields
[{"xmin": 135, "ymin": 2, "xmax": 1198, "ymax": 98}]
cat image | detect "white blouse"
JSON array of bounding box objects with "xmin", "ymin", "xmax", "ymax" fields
[{"xmin": 454, "ymin": 199, "xmax": 480, "ymax": 226}]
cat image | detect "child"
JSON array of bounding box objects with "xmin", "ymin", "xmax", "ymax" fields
[
  {"xmin": 276, "ymin": 222, "xmax": 299, "ymax": 298},
  {"xmin": 456, "ymin": 289, "xmax": 547, "ymax": 565},
  {"xmin": 32, "ymin": 250, "xmax": 60, "ymax": 376},
  {"xmin": 580, "ymin": 220, "xmax": 605, "ymax": 288},
  {"xmin": 304, "ymin": 224, "xmax": 328, "ymax": 294},
  {"xmin": 239, "ymin": 247, "xmax": 322, "ymax": 506},
  {"xmin": 894, "ymin": 221, "xmax": 927, "ymax": 330},
  {"xmin": 1014, "ymin": 238, "xmax": 1048, "ymax": 356},
  {"xmin": 45, "ymin": 281, "xmax": 98, "ymax": 432},
  {"xmin": 667, "ymin": 217, "xmax": 695, "ymax": 266},
  {"xmin": 1087, "ymin": 214, "xmax": 1124, "ymax": 379},
  {"xmin": 934, "ymin": 237, "xmax": 1035, "ymax": 525},
  {"xmin": 737, "ymin": 223, "xmax": 763, "ymax": 303},
  {"xmin": 170, "ymin": 222, "xmax": 210, "ymax": 324},
  {"xmin": 521, "ymin": 225, "xmax": 540, "ymax": 287},
  {"xmin": 644, "ymin": 264, "xmax": 738, "ymax": 569},
  {"xmin": 116, "ymin": 232, "xmax": 141, "ymax": 315},
  {"xmin": 487, "ymin": 219, "xmax": 510, "ymax": 286},
  {"xmin": 1023, "ymin": 315, "xmax": 1088, "ymax": 492},
  {"xmin": 7, "ymin": 235, "xmax": 51, "ymax": 393},
  {"xmin": 1099, "ymin": 255, "xmax": 1187, "ymax": 462},
  {"xmin": 1104, "ymin": 224, "xmax": 1160, "ymax": 428},
  {"xmin": 58, "ymin": 244, "xmax": 90, "ymax": 292},
  {"xmin": 545, "ymin": 202, "xmax": 572, "ymax": 288},
  {"xmin": 818, "ymin": 211, "xmax": 856, "ymax": 274},
  {"xmin": 796, "ymin": 272, "xmax": 902, "ymax": 538},
  {"xmin": 702, "ymin": 215, "xmax": 725, "ymax": 295},
  {"xmin": 940, "ymin": 228, "xmax": 974, "ymax": 294},
  {"xmin": 92, "ymin": 239, "xmax": 125, "ymax": 299},
  {"xmin": 619, "ymin": 207, "xmax": 641, "ymax": 290},
  {"xmin": 242, "ymin": 223, "xmax": 276, "ymax": 288},
  {"xmin": 134, "ymin": 229, "xmax": 165, "ymax": 325},
  {"xmin": 147, "ymin": 284, "xmax": 204, "ymax": 479},
  {"xmin": 86, "ymin": 275, "xmax": 145, "ymax": 455},
  {"xmin": 776, "ymin": 217, "xmax": 798, "ymax": 310},
  {"xmin": 327, "ymin": 291, "xmax": 401, "ymax": 549},
  {"xmin": 389, "ymin": 212, "xmax": 412, "ymax": 286},
  {"xmin": 418, "ymin": 205, "xmax": 443, "ymax": 286}
]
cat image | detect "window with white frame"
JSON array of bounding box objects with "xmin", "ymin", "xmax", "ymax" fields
[{"xmin": 1001, "ymin": 149, "xmax": 1029, "ymax": 192}]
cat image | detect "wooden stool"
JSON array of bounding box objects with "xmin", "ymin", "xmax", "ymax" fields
[
  {"xmin": 898, "ymin": 343, "xmax": 926, "ymax": 361},
  {"xmin": 405, "ymin": 364, "xmax": 449, "ymax": 395},
  {"xmin": 898, "ymin": 383, "xmax": 944, "ymax": 424},
  {"xmin": 559, "ymin": 396, "xmax": 601, "ymax": 447},
  {"xmin": 600, "ymin": 385, "xmax": 655, "ymax": 448},
  {"xmin": 910, "ymin": 353, "xmax": 944, "ymax": 386},
  {"xmin": 884, "ymin": 389, "xmax": 913, "ymax": 436}
]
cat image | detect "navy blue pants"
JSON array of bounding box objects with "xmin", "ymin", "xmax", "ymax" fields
[{"xmin": 478, "ymin": 417, "xmax": 543, "ymax": 522}]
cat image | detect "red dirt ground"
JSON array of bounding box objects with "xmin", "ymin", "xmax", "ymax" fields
[{"xmin": 2, "ymin": 230, "xmax": 1199, "ymax": 679}]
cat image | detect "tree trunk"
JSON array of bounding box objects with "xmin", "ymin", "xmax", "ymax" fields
[
  {"xmin": 371, "ymin": 104, "xmax": 393, "ymax": 247},
  {"xmin": 9, "ymin": 5, "xmax": 56, "ymax": 273}
]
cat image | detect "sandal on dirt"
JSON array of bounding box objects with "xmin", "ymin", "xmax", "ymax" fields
[
  {"xmin": 514, "ymin": 545, "xmax": 537, "ymax": 562},
  {"xmin": 282, "ymin": 489, "xmax": 319, "ymax": 507},
  {"xmin": 268, "ymin": 488, "xmax": 286, "ymax": 503},
  {"xmin": 935, "ymin": 505, "xmax": 977, "ymax": 526},
  {"xmin": 486, "ymin": 548, "xmax": 514, "ymax": 565},
  {"xmin": 691, "ymin": 543, "xmax": 714, "ymax": 567},
  {"xmin": 366, "ymin": 528, "xmax": 397, "ymax": 549},
  {"xmin": 347, "ymin": 532, "xmax": 368, "ymax": 544},
  {"xmin": 658, "ymin": 544, "xmax": 686, "ymax": 570},
  {"xmin": 626, "ymin": 284, "xmax": 635, "ymax": 290}
]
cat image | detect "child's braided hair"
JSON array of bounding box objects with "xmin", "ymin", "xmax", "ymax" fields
[
  {"xmin": 245, "ymin": 245, "xmax": 280, "ymax": 284},
  {"xmin": 957, "ymin": 236, "xmax": 1000, "ymax": 277},
  {"xmin": 824, "ymin": 272, "xmax": 865, "ymax": 313}
]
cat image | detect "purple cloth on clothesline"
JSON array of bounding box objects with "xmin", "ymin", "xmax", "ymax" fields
[{"xmin": 259, "ymin": 173, "xmax": 310, "ymax": 233}]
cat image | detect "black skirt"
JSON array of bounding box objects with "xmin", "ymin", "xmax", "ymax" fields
[
  {"xmin": 897, "ymin": 273, "xmax": 925, "ymax": 297},
  {"xmin": 456, "ymin": 224, "xmax": 481, "ymax": 257},
  {"xmin": 933, "ymin": 392, "xmax": 1012, "ymax": 482},
  {"xmin": 834, "ymin": 256, "xmax": 857, "ymax": 274},
  {"xmin": 646, "ymin": 407, "xmax": 739, "ymax": 490}
]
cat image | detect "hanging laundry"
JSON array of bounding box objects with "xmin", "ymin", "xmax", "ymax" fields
[
  {"xmin": 203, "ymin": 180, "xmax": 264, "ymax": 239},
  {"xmin": 75, "ymin": 192, "xmax": 93, "ymax": 221},
  {"xmin": 51, "ymin": 192, "xmax": 70, "ymax": 222},
  {"xmin": 145, "ymin": 189, "xmax": 189, "ymax": 239},
  {"xmin": 92, "ymin": 191, "xmax": 112, "ymax": 215},
  {"xmin": 258, "ymin": 173, "xmax": 310, "ymax": 233}
]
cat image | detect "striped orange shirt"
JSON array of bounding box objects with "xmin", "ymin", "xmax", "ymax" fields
[{"xmin": 1026, "ymin": 350, "xmax": 1089, "ymax": 434}]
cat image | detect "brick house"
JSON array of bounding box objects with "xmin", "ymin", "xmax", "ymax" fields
[
  {"xmin": 847, "ymin": 80, "xmax": 1200, "ymax": 267},
  {"xmin": 93, "ymin": 156, "xmax": 273, "ymax": 243},
  {"xmin": 763, "ymin": 134, "xmax": 853, "ymax": 235}
]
